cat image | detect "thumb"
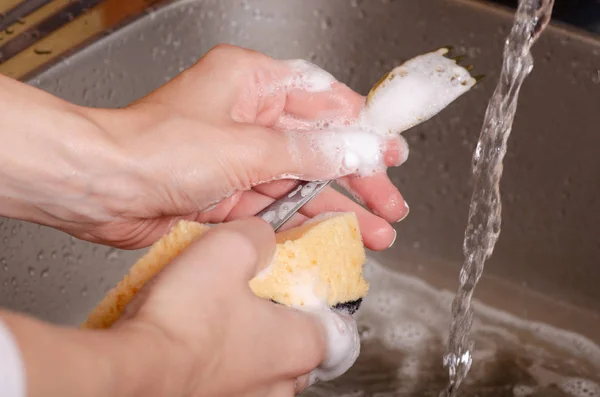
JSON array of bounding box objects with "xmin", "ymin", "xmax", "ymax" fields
[
  {"xmin": 236, "ymin": 123, "xmax": 408, "ymax": 183},
  {"xmin": 258, "ymin": 304, "xmax": 361, "ymax": 388},
  {"xmin": 131, "ymin": 217, "xmax": 276, "ymax": 324},
  {"xmin": 159, "ymin": 217, "xmax": 276, "ymax": 288}
]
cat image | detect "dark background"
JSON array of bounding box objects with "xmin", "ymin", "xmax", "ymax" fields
[{"xmin": 488, "ymin": 0, "xmax": 600, "ymax": 34}]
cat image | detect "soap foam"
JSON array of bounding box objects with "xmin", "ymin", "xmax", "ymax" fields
[
  {"xmin": 306, "ymin": 307, "xmax": 361, "ymax": 385},
  {"xmin": 279, "ymin": 49, "xmax": 475, "ymax": 179},
  {"xmin": 559, "ymin": 378, "xmax": 600, "ymax": 397},
  {"xmin": 282, "ymin": 59, "xmax": 336, "ymax": 93},
  {"xmin": 253, "ymin": 214, "xmax": 363, "ymax": 385},
  {"xmin": 303, "ymin": 259, "xmax": 600, "ymax": 396},
  {"xmin": 362, "ymin": 48, "xmax": 476, "ymax": 134},
  {"xmin": 381, "ymin": 321, "xmax": 433, "ymax": 352},
  {"xmin": 307, "ymin": 127, "xmax": 388, "ymax": 176}
]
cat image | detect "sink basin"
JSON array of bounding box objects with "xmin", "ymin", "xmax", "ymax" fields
[{"xmin": 1, "ymin": 0, "xmax": 599, "ymax": 395}]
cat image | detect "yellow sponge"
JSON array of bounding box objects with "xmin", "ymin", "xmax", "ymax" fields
[{"xmin": 82, "ymin": 212, "xmax": 368, "ymax": 330}]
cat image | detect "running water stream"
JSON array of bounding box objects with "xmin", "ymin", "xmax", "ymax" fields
[{"xmin": 442, "ymin": 1, "xmax": 556, "ymax": 396}]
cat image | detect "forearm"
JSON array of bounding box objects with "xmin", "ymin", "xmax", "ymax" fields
[
  {"xmin": 0, "ymin": 74, "xmax": 139, "ymax": 227},
  {"xmin": 1, "ymin": 310, "xmax": 175, "ymax": 397}
]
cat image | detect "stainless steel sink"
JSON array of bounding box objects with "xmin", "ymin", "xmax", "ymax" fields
[{"xmin": 1, "ymin": 0, "xmax": 599, "ymax": 394}]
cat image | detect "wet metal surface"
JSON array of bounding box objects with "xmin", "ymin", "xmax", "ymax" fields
[
  {"xmin": 0, "ymin": 1, "xmax": 599, "ymax": 393},
  {"xmin": 0, "ymin": 0, "xmax": 170, "ymax": 78}
]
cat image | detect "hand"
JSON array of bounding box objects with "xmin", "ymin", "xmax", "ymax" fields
[
  {"xmin": 81, "ymin": 44, "xmax": 409, "ymax": 249},
  {"xmin": 115, "ymin": 217, "xmax": 353, "ymax": 397},
  {"xmin": 0, "ymin": 44, "xmax": 409, "ymax": 250},
  {"xmin": 2, "ymin": 218, "xmax": 357, "ymax": 397}
]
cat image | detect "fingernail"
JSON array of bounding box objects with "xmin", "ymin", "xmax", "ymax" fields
[
  {"xmin": 387, "ymin": 229, "xmax": 397, "ymax": 249},
  {"xmin": 295, "ymin": 375, "xmax": 311, "ymax": 394},
  {"xmin": 395, "ymin": 201, "xmax": 410, "ymax": 223}
]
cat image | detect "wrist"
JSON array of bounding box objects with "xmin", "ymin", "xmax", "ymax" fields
[
  {"xmin": 1, "ymin": 310, "xmax": 188, "ymax": 397},
  {"xmin": 2, "ymin": 310, "xmax": 118, "ymax": 397},
  {"xmin": 110, "ymin": 320, "xmax": 194, "ymax": 397},
  {"xmin": 0, "ymin": 75, "xmax": 146, "ymax": 228}
]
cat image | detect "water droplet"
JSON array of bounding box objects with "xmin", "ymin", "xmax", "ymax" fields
[
  {"xmin": 28, "ymin": 267, "xmax": 35, "ymax": 276},
  {"xmin": 358, "ymin": 323, "xmax": 373, "ymax": 340},
  {"xmin": 81, "ymin": 286, "xmax": 88, "ymax": 297},
  {"xmin": 40, "ymin": 268, "xmax": 49, "ymax": 278},
  {"xmin": 50, "ymin": 250, "xmax": 57, "ymax": 260},
  {"xmin": 467, "ymin": 47, "xmax": 481, "ymax": 58},
  {"xmin": 106, "ymin": 248, "xmax": 120, "ymax": 261},
  {"xmin": 37, "ymin": 250, "xmax": 44, "ymax": 261},
  {"xmin": 592, "ymin": 70, "xmax": 600, "ymax": 84},
  {"xmin": 320, "ymin": 16, "xmax": 332, "ymax": 30}
]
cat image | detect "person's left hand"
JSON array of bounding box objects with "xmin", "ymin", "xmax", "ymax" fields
[
  {"xmin": 3, "ymin": 44, "xmax": 409, "ymax": 250},
  {"xmin": 76, "ymin": 44, "xmax": 409, "ymax": 250}
]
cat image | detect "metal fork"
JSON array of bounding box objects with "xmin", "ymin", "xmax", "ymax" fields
[
  {"xmin": 256, "ymin": 180, "xmax": 332, "ymax": 231},
  {"xmin": 256, "ymin": 47, "xmax": 481, "ymax": 231}
]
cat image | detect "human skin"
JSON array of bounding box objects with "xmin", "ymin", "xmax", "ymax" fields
[
  {"xmin": 0, "ymin": 44, "xmax": 411, "ymax": 396},
  {"xmin": 2, "ymin": 218, "xmax": 328, "ymax": 397},
  {"xmin": 0, "ymin": 44, "xmax": 408, "ymax": 252}
]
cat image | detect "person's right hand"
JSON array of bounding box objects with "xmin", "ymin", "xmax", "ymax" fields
[
  {"xmin": 1, "ymin": 217, "xmax": 357, "ymax": 397},
  {"xmin": 112, "ymin": 217, "xmax": 357, "ymax": 397}
]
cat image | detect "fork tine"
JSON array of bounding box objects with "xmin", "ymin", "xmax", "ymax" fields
[{"xmin": 451, "ymin": 55, "xmax": 466, "ymax": 65}]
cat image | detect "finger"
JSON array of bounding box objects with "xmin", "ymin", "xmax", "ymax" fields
[
  {"xmin": 265, "ymin": 382, "xmax": 295, "ymax": 397},
  {"xmin": 251, "ymin": 181, "xmax": 396, "ymax": 251},
  {"xmin": 336, "ymin": 173, "xmax": 409, "ymax": 224},
  {"xmin": 277, "ymin": 213, "xmax": 309, "ymax": 230},
  {"xmin": 277, "ymin": 59, "xmax": 364, "ymax": 123},
  {"xmin": 252, "ymin": 303, "xmax": 326, "ymax": 378},
  {"xmin": 192, "ymin": 192, "xmax": 244, "ymax": 224},
  {"xmin": 275, "ymin": 116, "xmax": 408, "ymax": 168},
  {"xmin": 139, "ymin": 44, "xmax": 278, "ymax": 119},
  {"xmin": 235, "ymin": 123, "xmax": 406, "ymax": 188},
  {"xmin": 259, "ymin": 184, "xmax": 395, "ymax": 251},
  {"xmin": 295, "ymin": 374, "xmax": 310, "ymax": 394},
  {"xmin": 129, "ymin": 218, "xmax": 276, "ymax": 329},
  {"xmin": 274, "ymin": 113, "xmax": 318, "ymax": 132},
  {"xmin": 302, "ymin": 186, "xmax": 396, "ymax": 251},
  {"xmin": 192, "ymin": 180, "xmax": 298, "ymax": 223},
  {"xmin": 283, "ymin": 82, "xmax": 365, "ymax": 122},
  {"xmin": 167, "ymin": 217, "xmax": 276, "ymax": 286},
  {"xmin": 198, "ymin": 177, "xmax": 397, "ymax": 251}
]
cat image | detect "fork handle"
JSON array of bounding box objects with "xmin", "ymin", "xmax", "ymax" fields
[{"xmin": 257, "ymin": 180, "xmax": 332, "ymax": 231}]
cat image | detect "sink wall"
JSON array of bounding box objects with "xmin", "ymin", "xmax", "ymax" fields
[{"xmin": 1, "ymin": 0, "xmax": 599, "ymax": 331}]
